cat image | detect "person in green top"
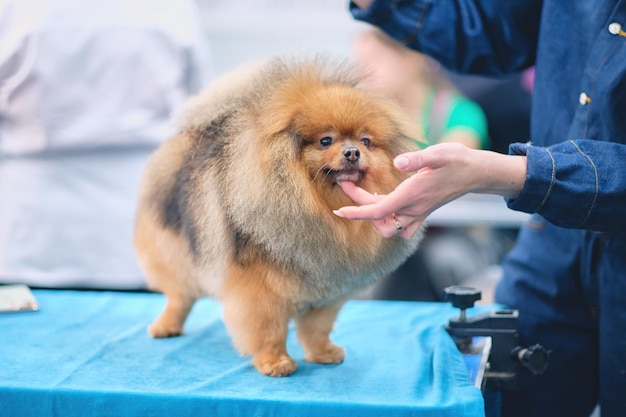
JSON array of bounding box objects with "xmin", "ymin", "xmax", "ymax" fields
[
  {"xmin": 421, "ymin": 88, "xmax": 490, "ymax": 149},
  {"xmin": 353, "ymin": 28, "xmax": 489, "ymax": 150}
]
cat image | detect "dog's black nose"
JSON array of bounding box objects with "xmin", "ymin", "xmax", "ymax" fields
[{"xmin": 343, "ymin": 147, "xmax": 360, "ymax": 162}]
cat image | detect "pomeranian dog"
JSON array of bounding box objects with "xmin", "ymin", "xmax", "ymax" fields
[{"xmin": 134, "ymin": 55, "xmax": 424, "ymax": 377}]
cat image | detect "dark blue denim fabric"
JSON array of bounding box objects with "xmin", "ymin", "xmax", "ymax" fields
[
  {"xmin": 495, "ymin": 217, "xmax": 603, "ymax": 417},
  {"xmin": 507, "ymin": 140, "xmax": 626, "ymax": 232},
  {"xmin": 351, "ymin": 1, "xmax": 626, "ymax": 416}
]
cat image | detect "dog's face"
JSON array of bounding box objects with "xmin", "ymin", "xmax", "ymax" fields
[
  {"xmin": 301, "ymin": 128, "xmax": 372, "ymax": 186},
  {"xmin": 291, "ymin": 85, "xmax": 417, "ymax": 193},
  {"xmin": 257, "ymin": 74, "xmax": 421, "ymax": 211}
]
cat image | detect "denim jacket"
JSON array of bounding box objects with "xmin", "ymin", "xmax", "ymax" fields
[{"xmin": 351, "ymin": 0, "xmax": 626, "ymax": 233}]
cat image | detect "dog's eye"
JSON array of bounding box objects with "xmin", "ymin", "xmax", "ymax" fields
[
  {"xmin": 360, "ymin": 137, "xmax": 371, "ymax": 148},
  {"xmin": 320, "ymin": 136, "xmax": 333, "ymax": 148}
]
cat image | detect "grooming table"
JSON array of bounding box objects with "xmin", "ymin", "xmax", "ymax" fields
[{"xmin": 0, "ymin": 289, "xmax": 489, "ymax": 416}]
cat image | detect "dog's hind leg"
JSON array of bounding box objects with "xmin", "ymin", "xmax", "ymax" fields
[
  {"xmin": 142, "ymin": 244, "xmax": 197, "ymax": 337},
  {"xmin": 295, "ymin": 299, "xmax": 347, "ymax": 364},
  {"xmin": 144, "ymin": 261, "xmax": 197, "ymax": 338},
  {"xmin": 148, "ymin": 292, "xmax": 196, "ymax": 338},
  {"xmin": 135, "ymin": 215, "xmax": 198, "ymax": 338}
]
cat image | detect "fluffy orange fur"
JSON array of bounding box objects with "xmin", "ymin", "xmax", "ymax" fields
[{"xmin": 134, "ymin": 56, "xmax": 424, "ymax": 377}]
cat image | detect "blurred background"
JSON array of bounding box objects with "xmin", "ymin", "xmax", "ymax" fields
[{"xmin": 0, "ymin": 0, "xmax": 532, "ymax": 302}]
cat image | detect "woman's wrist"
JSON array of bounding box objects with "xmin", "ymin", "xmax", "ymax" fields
[{"xmin": 470, "ymin": 149, "xmax": 527, "ymax": 199}]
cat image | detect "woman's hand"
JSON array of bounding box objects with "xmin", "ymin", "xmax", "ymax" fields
[{"xmin": 333, "ymin": 142, "xmax": 527, "ymax": 238}]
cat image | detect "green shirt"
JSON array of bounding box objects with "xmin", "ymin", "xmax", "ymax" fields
[{"xmin": 421, "ymin": 89, "xmax": 490, "ymax": 149}]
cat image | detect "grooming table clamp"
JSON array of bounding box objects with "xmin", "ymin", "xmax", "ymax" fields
[{"xmin": 444, "ymin": 286, "xmax": 550, "ymax": 392}]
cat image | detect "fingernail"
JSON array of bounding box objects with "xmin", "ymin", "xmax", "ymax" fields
[
  {"xmin": 395, "ymin": 156, "xmax": 409, "ymax": 169},
  {"xmin": 333, "ymin": 210, "xmax": 345, "ymax": 218}
]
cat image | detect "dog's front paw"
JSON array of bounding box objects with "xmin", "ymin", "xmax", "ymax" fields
[
  {"xmin": 304, "ymin": 343, "xmax": 346, "ymax": 365},
  {"xmin": 147, "ymin": 318, "xmax": 183, "ymax": 338},
  {"xmin": 253, "ymin": 353, "xmax": 298, "ymax": 377}
]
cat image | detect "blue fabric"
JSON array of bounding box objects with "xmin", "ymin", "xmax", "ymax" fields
[
  {"xmin": 495, "ymin": 216, "xmax": 601, "ymax": 417},
  {"xmin": 507, "ymin": 140, "xmax": 626, "ymax": 232},
  {"xmin": 350, "ymin": 2, "xmax": 626, "ymax": 416},
  {"xmin": 0, "ymin": 290, "xmax": 486, "ymax": 417},
  {"xmin": 349, "ymin": 0, "xmax": 542, "ymax": 76}
]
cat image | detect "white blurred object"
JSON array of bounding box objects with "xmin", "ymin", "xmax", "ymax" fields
[
  {"xmin": 0, "ymin": 0, "xmax": 213, "ymax": 289},
  {"xmin": 199, "ymin": 0, "xmax": 367, "ymax": 75},
  {"xmin": 428, "ymin": 193, "xmax": 530, "ymax": 227},
  {"xmin": 0, "ymin": 0, "xmax": 212, "ymax": 155}
]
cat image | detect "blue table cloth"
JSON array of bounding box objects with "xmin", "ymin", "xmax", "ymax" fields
[{"xmin": 0, "ymin": 290, "xmax": 486, "ymax": 416}]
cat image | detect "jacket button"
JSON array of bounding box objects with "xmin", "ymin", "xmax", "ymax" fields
[
  {"xmin": 579, "ymin": 92, "xmax": 591, "ymax": 105},
  {"xmin": 608, "ymin": 22, "xmax": 622, "ymax": 35}
]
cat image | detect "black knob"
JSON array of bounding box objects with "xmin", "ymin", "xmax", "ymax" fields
[
  {"xmin": 512, "ymin": 344, "xmax": 550, "ymax": 375},
  {"xmin": 443, "ymin": 286, "xmax": 482, "ymax": 310}
]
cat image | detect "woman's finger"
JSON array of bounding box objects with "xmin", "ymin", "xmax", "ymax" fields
[
  {"xmin": 334, "ymin": 182, "xmax": 419, "ymax": 220},
  {"xmin": 337, "ymin": 181, "xmax": 384, "ymax": 205},
  {"xmin": 370, "ymin": 214, "xmax": 424, "ymax": 239}
]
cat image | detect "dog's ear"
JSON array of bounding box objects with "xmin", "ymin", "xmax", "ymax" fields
[
  {"xmin": 266, "ymin": 116, "xmax": 305, "ymax": 162},
  {"xmin": 259, "ymin": 106, "xmax": 295, "ymax": 138},
  {"xmin": 286, "ymin": 122, "xmax": 306, "ymax": 157}
]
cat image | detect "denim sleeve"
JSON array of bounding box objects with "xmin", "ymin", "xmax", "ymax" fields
[
  {"xmin": 506, "ymin": 140, "xmax": 626, "ymax": 232},
  {"xmin": 349, "ymin": 0, "xmax": 542, "ymax": 75}
]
